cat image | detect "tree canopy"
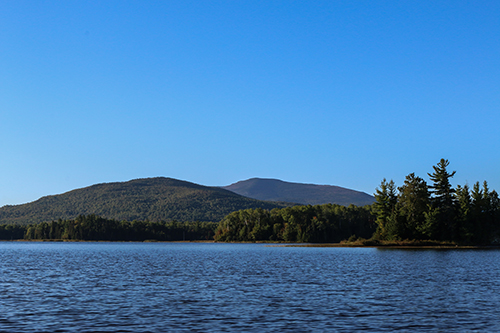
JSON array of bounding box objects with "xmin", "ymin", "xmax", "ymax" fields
[{"xmin": 373, "ymin": 159, "xmax": 500, "ymax": 244}]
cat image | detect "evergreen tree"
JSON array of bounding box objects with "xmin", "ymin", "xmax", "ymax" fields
[
  {"xmin": 490, "ymin": 189, "xmax": 500, "ymax": 243},
  {"xmin": 428, "ymin": 159, "xmax": 457, "ymax": 240},
  {"xmin": 373, "ymin": 178, "xmax": 397, "ymax": 240},
  {"xmin": 397, "ymin": 173, "xmax": 430, "ymax": 239},
  {"xmin": 455, "ymin": 184, "xmax": 472, "ymax": 243},
  {"xmin": 419, "ymin": 205, "xmax": 440, "ymax": 239},
  {"xmin": 470, "ymin": 181, "xmax": 500, "ymax": 244}
]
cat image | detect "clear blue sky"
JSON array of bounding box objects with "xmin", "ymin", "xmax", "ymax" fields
[{"xmin": 1, "ymin": 1, "xmax": 499, "ymax": 206}]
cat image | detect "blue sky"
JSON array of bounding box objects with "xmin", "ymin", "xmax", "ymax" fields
[{"xmin": 1, "ymin": 1, "xmax": 499, "ymax": 206}]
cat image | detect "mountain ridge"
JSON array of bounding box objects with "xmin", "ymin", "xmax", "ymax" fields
[
  {"xmin": 223, "ymin": 178, "xmax": 374, "ymax": 206},
  {"xmin": 0, "ymin": 177, "xmax": 292, "ymax": 225},
  {"xmin": 0, "ymin": 177, "xmax": 374, "ymax": 225}
]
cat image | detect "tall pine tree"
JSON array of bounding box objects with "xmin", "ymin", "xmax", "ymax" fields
[
  {"xmin": 373, "ymin": 178, "xmax": 397, "ymax": 240},
  {"xmin": 428, "ymin": 158, "xmax": 457, "ymax": 240}
]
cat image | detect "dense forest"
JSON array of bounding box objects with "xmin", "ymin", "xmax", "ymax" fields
[
  {"xmin": 0, "ymin": 215, "xmax": 217, "ymax": 241},
  {"xmin": 1, "ymin": 159, "xmax": 498, "ymax": 245},
  {"xmin": 0, "ymin": 206, "xmax": 375, "ymax": 243},
  {"xmin": 213, "ymin": 159, "xmax": 500, "ymax": 245},
  {"xmin": 373, "ymin": 159, "xmax": 500, "ymax": 244},
  {"xmin": 213, "ymin": 205, "xmax": 375, "ymax": 242}
]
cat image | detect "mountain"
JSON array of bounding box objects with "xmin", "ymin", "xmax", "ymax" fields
[
  {"xmin": 223, "ymin": 178, "xmax": 375, "ymax": 206},
  {"xmin": 0, "ymin": 177, "xmax": 292, "ymax": 225}
]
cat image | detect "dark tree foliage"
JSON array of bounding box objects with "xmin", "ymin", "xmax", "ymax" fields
[
  {"xmin": 428, "ymin": 158, "xmax": 457, "ymax": 240},
  {"xmin": 455, "ymin": 184, "xmax": 472, "ymax": 243},
  {"xmin": 214, "ymin": 204, "xmax": 376, "ymax": 243},
  {"xmin": 21, "ymin": 215, "xmax": 217, "ymax": 241},
  {"xmin": 0, "ymin": 224, "xmax": 26, "ymax": 240},
  {"xmin": 372, "ymin": 175, "xmax": 432, "ymax": 242},
  {"xmin": 469, "ymin": 181, "xmax": 500, "ymax": 244},
  {"xmin": 373, "ymin": 159, "xmax": 500, "ymax": 244},
  {"xmin": 395, "ymin": 173, "xmax": 430, "ymax": 240},
  {"xmin": 372, "ymin": 179, "xmax": 397, "ymax": 240}
]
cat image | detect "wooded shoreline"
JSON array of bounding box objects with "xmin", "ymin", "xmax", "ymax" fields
[{"xmin": 1, "ymin": 159, "xmax": 498, "ymax": 246}]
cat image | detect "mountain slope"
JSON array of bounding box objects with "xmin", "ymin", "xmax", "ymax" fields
[
  {"xmin": 223, "ymin": 178, "xmax": 374, "ymax": 206},
  {"xmin": 0, "ymin": 177, "xmax": 292, "ymax": 225}
]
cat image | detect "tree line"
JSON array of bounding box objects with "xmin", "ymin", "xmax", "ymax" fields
[
  {"xmin": 213, "ymin": 159, "xmax": 500, "ymax": 244},
  {"xmin": 213, "ymin": 204, "xmax": 375, "ymax": 242},
  {"xmin": 0, "ymin": 205, "xmax": 376, "ymax": 243},
  {"xmin": 0, "ymin": 215, "xmax": 217, "ymax": 241},
  {"xmin": 373, "ymin": 159, "xmax": 500, "ymax": 244}
]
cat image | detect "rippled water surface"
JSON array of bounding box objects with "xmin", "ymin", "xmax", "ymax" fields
[{"xmin": 1, "ymin": 242, "xmax": 500, "ymax": 332}]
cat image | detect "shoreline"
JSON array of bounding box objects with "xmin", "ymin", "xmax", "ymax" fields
[
  {"xmin": 2, "ymin": 239, "xmax": 500, "ymax": 249},
  {"xmin": 278, "ymin": 243, "xmax": 500, "ymax": 249}
]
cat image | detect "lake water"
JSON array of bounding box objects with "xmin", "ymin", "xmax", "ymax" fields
[{"xmin": 1, "ymin": 242, "xmax": 499, "ymax": 332}]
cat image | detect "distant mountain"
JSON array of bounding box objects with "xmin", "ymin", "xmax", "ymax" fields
[
  {"xmin": 223, "ymin": 178, "xmax": 375, "ymax": 206},
  {"xmin": 0, "ymin": 177, "xmax": 292, "ymax": 225}
]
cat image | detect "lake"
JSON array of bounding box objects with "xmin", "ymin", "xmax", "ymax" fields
[{"xmin": 1, "ymin": 242, "xmax": 499, "ymax": 332}]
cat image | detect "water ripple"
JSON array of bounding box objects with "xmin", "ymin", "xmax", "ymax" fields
[{"xmin": 1, "ymin": 242, "xmax": 500, "ymax": 332}]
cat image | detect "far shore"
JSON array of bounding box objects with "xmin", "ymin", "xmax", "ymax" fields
[{"xmin": 3, "ymin": 239, "xmax": 500, "ymax": 249}]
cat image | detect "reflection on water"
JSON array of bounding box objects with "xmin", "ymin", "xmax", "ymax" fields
[{"xmin": 1, "ymin": 242, "xmax": 499, "ymax": 332}]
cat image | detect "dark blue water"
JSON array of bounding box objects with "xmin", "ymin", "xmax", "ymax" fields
[{"xmin": 1, "ymin": 242, "xmax": 499, "ymax": 332}]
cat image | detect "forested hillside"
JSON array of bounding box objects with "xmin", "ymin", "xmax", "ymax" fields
[{"xmin": 0, "ymin": 177, "xmax": 292, "ymax": 225}]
